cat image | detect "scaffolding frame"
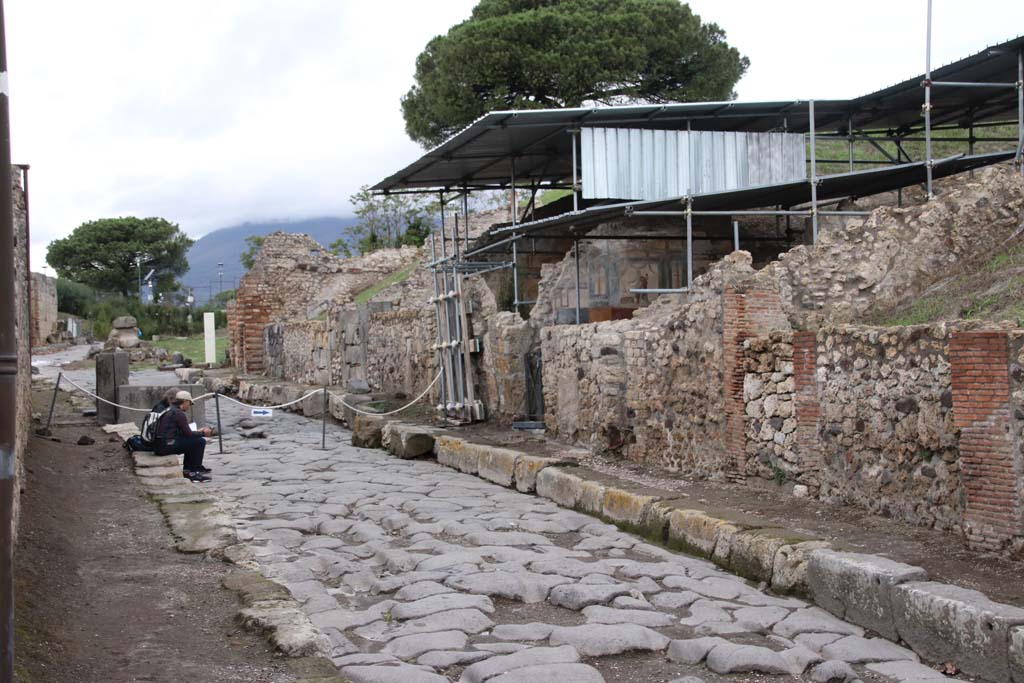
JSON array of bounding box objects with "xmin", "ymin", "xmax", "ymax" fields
[{"xmin": 416, "ymin": 16, "xmax": 1024, "ymax": 423}]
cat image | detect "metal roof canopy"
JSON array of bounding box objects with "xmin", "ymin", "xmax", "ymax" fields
[
  {"xmin": 372, "ymin": 35, "xmax": 1024, "ymax": 193},
  {"xmin": 469, "ymin": 152, "xmax": 1014, "ymax": 246}
]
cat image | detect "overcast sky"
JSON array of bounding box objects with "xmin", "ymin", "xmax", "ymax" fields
[{"xmin": 8, "ymin": 0, "xmax": 1024, "ymax": 274}]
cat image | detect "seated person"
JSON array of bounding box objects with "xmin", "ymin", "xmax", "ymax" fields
[{"xmin": 154, "ymin": 391, "xmax": 214, "ymax": 482}]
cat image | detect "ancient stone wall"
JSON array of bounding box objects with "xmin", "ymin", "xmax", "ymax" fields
[
  {"xmin": 226, "ymin": 232, "xmax": 419, "ymax": 373},
  {"xmin": 29, "ymin": 272, "xmax": 57, "ymax": 345},
  {"xmin": 264, "ymin": 320, "xmax": 330, "ymax": 386},
  {"xmin": 743, "ymin": 325, "xmax": 963, "ymax": 532},
  {"xmin": 542, "ymin": 256, "xmax": 753, "ymax": 473}
]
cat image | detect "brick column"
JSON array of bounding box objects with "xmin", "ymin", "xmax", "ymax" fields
[
  {"xmin": 950, "ymin": 331, "xmax": 1021, "ymax": 551},
  {"xmin": 723, "ymin": 287, "xmax": 748, "ymax": 482},
  {"xmin": 792, "ymin": 330, "xmax": 822, "ymax": 493},
  {"xmin": 723, "ymin": 282, "xmax": 788, "ymax": 482}
]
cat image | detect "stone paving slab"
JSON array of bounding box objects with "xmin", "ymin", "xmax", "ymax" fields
[{"xmin": 132, "ymin": 401, "xmax": 1024, "ymax": 683}]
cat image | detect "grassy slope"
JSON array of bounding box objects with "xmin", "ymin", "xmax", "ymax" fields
[
  {"xmin": 867, "ymin": 237, "xmax": 1024, "ymax": 327},
  {"xmin": 353, "ymin": 261, "xmax": 419, "ymax": 305}
]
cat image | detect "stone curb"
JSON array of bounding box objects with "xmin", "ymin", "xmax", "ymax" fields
[
  {"xmin": 361, "ymin": 432, "xmax": 1024, "ymax": 683},
  {"xmin": 224, "ymin": 571, "xmax": 334, "ymax": 658}
]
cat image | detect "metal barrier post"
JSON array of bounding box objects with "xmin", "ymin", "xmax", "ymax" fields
[
  {"xmin": 46, "ymin": 371, "xmax": 62, "ymax": 430},
  {"xmin": 214, "ymin": 390, "xmax": 224, "ymax": 454},
  {"xmin": 321, "ymin": 385, "xmax": 328, "ymax": 450}
]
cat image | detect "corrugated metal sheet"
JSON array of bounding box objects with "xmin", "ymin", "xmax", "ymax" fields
[{"xmin": 582, "ymin": 127, "xmax": 807, "ymax": 200}]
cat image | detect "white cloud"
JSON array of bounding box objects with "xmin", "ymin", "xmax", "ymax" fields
[{"xmin": 7, "ymin": 0, "xmax": 1023, "ymax": 274}]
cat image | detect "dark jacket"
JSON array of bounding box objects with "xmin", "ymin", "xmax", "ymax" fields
[{"xmin": 156, "ymin": 406, "xmax": 200, "ymax": 444}]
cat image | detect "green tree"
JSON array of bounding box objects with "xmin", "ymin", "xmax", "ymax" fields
[
  {"xmin": 46, "ymin": 217, "xmax": 194, "ymax": 297},
  {"xmin": 401, "ymin": 0, "xmax": 749, "ymax": 147},
  {"xmin": 334, "ymin": 186, "xmax": 435, "ymax": 256},
  {"xmin": 240, "ymin": 235, "xmax": 266, "ymax": 270}
]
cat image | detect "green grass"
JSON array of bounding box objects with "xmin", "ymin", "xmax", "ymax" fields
[
  {"xmin": 353, "ymin": 261, "xmax": 419, "ymax": 305},
  {"xmin": 150, "ymin": 330, "xmax": 228, "ymax": 363},
  {"xmin": 869, "ymin": 241, "xmax": 1024, "ymax": 327}
]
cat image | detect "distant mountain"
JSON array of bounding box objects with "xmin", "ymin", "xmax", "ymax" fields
[{"xmin": 182, "ymin": 216, "xmax": 357, "ymax": 303}]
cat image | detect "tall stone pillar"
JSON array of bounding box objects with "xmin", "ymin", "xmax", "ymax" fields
[{"xmin": 95, "ymin": 351, "xmax": 129, "ymax": 425}]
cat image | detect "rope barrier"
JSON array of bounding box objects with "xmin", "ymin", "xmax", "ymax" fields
[
  {"xmin": 217, "ymin": 389, "xmax": 325, "ymax": 411},
  {"xmin": 328, "ymin": 370, "xmax": 442, "ymax": 417},
  {"xmin": 55, "ymin": 369, "xmax": 442, "ymax": 421}
]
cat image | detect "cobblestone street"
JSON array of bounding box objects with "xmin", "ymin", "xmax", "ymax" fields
[{"xmin": 199, "ymin": 404, "xmax": 941, "ymax": 683}]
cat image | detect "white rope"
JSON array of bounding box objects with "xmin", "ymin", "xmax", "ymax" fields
[
  {"xmin": 328, "ymin": 370, "xmax": 442, "ymax": 417},
  {"xmin": 217, "ymin": 388, "xmax": 326, "ymax": 410},
  {"xmin": 60, "ymin": 376, "xmax": 153, "ymax": 412}
]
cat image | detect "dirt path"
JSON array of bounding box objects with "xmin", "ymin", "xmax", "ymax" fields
[{"xmin": 14, "ymin": 388, "xmax": 296, "ymax": 683}]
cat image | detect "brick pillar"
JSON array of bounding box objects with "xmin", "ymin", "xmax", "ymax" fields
[
  {"xmin": 723, "ymin": 286, "xmax": 749, "ymax": 482},
  {"xmin": 950, "ymin": 331, "xmax": 1021, "ymax": 551},
  {"xmin": 723, "ymin": 283, "xmax": 789, "ymax": 482},
  {"xmin": 792, "ymin": 330, "xmax": 822, "ymax": 493}
]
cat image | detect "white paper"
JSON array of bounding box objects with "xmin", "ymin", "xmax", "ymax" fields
[{"xmin": 189, "ymin": 422, "xmax": 198, "ymax": 431}]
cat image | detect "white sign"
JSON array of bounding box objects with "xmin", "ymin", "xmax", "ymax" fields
[
  {"xmin": 203, "ymin": 312, "xmax": 216, "ymax": 366},
  {"xmin": 251, "ymin": 408, "xmax": 273, "ymax": 417}
]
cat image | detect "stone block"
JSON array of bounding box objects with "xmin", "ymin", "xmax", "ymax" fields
[
  {"xmin": 383, "ymin": 423, "xmax": 437, "ymax": 459},
  {"xmin": 1010, "ymin": 626, "xmax": 1024, "ymax": 683},
  {"xmin": 115, "ymin": 383, "xmax": 206, "ymax": 429},
  {"xmin": 514, "ymin": 455, "xmax": 559, "ymax": 493},
  {"xmin": 477, "ymin": 446, "xmax": 522, "ymax": 488},
  {"xmin": 576, "ymin": 478, "xmax": 607, "ymax": 516},
  {"xmin": 351, "ymin": 414, "xmax": 387, "ymax": 449},
  {"xmin": 727, "ymin": 530, "xmax": 788, "ymax": 584},
  {"xmin": 536, "ymin": 468, "xmax": 583, "ymax": 509},
  {"xmin": 174, "ymin": 367, "xmax": 204, "ymax": 383},
  {"xmin": 434, "ymin": 436, "xmax": 480, "ymax": 474},
  {"xmin": 667, "ymin": 509, "xmax": 735, "ymax": 559},
  {"xmin": 808, "ymin": 551, "xmax": 927, "ymax": 641},
  {"xmin": 892, "ymin": 581, "xmax": 1024, "ymax": 683},
  {"xmin": 601, "ymin": 487, "xmax": 659, "ymax": 529},
  {"xmin": 771, "ymin": 541, "xmax": 832, "ymax": 596},
  {"xmin": 95, "ymin": 351, "xmax": 129, "ymax": 425}
]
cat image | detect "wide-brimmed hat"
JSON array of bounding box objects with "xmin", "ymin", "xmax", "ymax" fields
[{"xmin": 174, "ymin": 391, "xmax": 194, "ymax": 402}]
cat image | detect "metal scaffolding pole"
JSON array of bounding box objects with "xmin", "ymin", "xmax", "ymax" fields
[
  {"xmin": 511, "ymin": 234, "xmax": 520, "ymax": 310},
  {"xmin": 462, "ymin": 185, "xmax": 470, "ymax": 250},
  {"xmin": 571, "ymin": 129, "xmax": 579, "ymax": 212},
  {"xmin": 733, "ymin": 220, "xmax": 740, "ymax": 252},
  {"xmin": 429, "ymin": 233, "xmax": 449, "ymax": 417},
  {"xmin": 924, "ymin": 0, "xmax": 935, "ymax": 198},
  {"xmin": 848, "ymin": 116, "xmax": 855, "ymax": 172},
  {"xmin": 510, "ymin": 157, "xmax": 517, "ymax": 227},
  {"xmin": 809, "ymin": 99, "xmax": 819, "ymax": 243},
  {"xmin": 573, "ymin": 240, "xmax": 581, "ymax": 324},
  {"xmin": 448, "ymin": 205, "xmax": 466, "ymax": 415},
  {"xmin": 685, "ymin": 199, "xmax": 693, "ymax": 288},
  {"xmin": 1018, "ymin": 48, "xmax": 1023, "ymax": 173}
]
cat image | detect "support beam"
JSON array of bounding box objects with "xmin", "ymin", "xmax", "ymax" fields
[
  {"xmin": 733, "ymin": 220, "xmax": 740, "ymax": 252},
  {"xmin": 924, "ymin": 0, "xmax": 935, "ymax": 198},
  {"xmin": 573, "ymin": 240, "xmax": 581, "ymax": 324},
  {"xmin": 685, "ymin": 199, "xmax": 693, "ymax": 288},
  {"xmin": 1018, "ymin": 48, "xmax": 1023, "ymax": 172},
  {"xmin": 571, "ymin": 129, "xmax": 579, "ymax": 212},
  {"xmin": 809, "ymin": 99, "xmax": 819, "ymax": 243}
]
